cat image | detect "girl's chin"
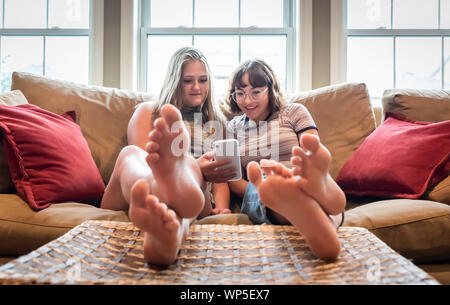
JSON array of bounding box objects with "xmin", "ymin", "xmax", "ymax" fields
[{"xmin": 185, "ymin": 98, "xmax": 204, "ymax": 107}]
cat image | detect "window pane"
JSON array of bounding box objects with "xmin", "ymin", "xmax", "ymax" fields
[
  {"xmin": 4, "ymin": 0, "xmax": 46, "ymax": 28},
  {"xmin": 441, "ymin": 0, "xmax": 450, "ymax": 29},
  {"xmin": 147, "ymin": 36, "xmax": 192, "ymax": 95},
  {"xmin": 393, "ymin": 0, "xmax": 438, "ymax": 29},
  {"xmin": 241, "ymin": 36, "xmax": 286, "ymax": 91},
  {"xmin": 1, "ymin": 36, "xmax": 43, "ymax": 92},
  {"xmin": 347, "ymin": 37, "xmax": 393, "ymax": 100},
  {"xmin": 194, "ymin": 36, "xmax": 239, "ymax": 97},
  {"xmin": 150, "ymin": 0, "xmax": 192, "ymax": 27},
  {"xmin": 445, "ymin": 38, "xmax": 450, "ymax": 89},
  {"xmin": 195, "ymin": 0, "xmax": 238, "ymax": 27},
  {"xmin": 48, "ymin": 0, "xmax": 90, "ymax": 29},
  {"xmin": 45, "ymin": 36, "xmax": 89, "ymax": 84},
  {"xmin": 241, "ymin": 0, "xmax": 283, "ymax": 27},
  {"xmin": 396, "ymin": 37, "xmax": 441, "ymax": 89},
  {"xmin": 347, "ymin": 0, "xmax": 391, "ymax": 29}
]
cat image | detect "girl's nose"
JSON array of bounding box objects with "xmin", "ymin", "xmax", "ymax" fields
[
  {"xmin": 243, "ymin": 93, "xmax": 252, "ymax": 105},
  {"xmin": 192, "ymin": 80, "xmax": 200, "ymax": 89}
]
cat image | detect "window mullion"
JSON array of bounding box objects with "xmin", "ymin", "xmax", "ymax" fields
[
  {"xmin": 441, "ymin": 36, "xmax": 444, "ymax": 89},
  {"xmin": 2, "ymin": 0, "xmax": 5, "ymax": 28},
  {"xmin": 43, "ymin": 35, "xmax": 46, "ymax": 76},
  {"xmin": 393, "ymin": 36, "xmax": 396, "ymax": 88},
  {"xmin": 46, "ymin": 0, "xmax": 49, "ymax": 28}
]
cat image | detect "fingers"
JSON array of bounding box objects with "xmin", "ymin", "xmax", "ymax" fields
[
  {"xmin": 201, "ymin": 151, "xmax": 215, "ymax": 160},
  {"xmin": 211, "ymin": 208, "xmax": 231, "ymax": 215},
  {"xmin": 202, "ymin": 165, "xmax": 238, "ymax": 182}
]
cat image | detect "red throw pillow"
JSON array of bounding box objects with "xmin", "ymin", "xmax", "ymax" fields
[
  {"xmin": 336, "ymin": 112, "xmax": 450, "ymax": 199},
  {"xmin": 0, "ymin": 104, "xmax": 105, "ymax": 210}
]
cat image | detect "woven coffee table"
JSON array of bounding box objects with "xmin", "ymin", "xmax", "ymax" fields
[{"xmin": 0, "ymin": 220, "xmax": 438, "ymax": 285}]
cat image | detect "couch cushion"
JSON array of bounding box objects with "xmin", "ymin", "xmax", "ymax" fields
[
  {"xmin": 0, "ymin": 194, "xmax": 129, "ymax": 255},
  {"xmin": 11, "ymin": 72, "xmax": 155, "ymax": 183},
  {"xmin": 336, "ymin": 112, "xmax": 450, "ymax": 199},
  {"xmin": 425, "ymin": 176, "xmax": 450, "ymax": 205},
  {"xmin": 382, "ymin": 88, "xmax": 450, "ymax": 123},
  {"xmin": 195, "ymin": 213, "xmax": 253, "ymax": 225},
  {"xmin": 288, "ymin": 83, "xmax": 376, "ymax": 179},
  {"xmin": 382, "ymin": 88, "xmax": 450, "ymax": 205},
  {"xmin": 0, "ymin": 105, "xmax": 105, "ymax": 210},
  {"xmin": 344, "ymin": 199, "xmax": 450, "ymax": 263},
  {"xmin": 0, "ymin": 90, "xmax": 29, "ymax": 193}
]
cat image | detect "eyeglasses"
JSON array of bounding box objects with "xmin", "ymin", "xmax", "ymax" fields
[{"xmin": 231, "ymin": 87, "xmax": 268, "ymax": 102}]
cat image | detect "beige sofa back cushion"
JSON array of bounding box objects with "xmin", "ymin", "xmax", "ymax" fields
[
  {"xmin": 382, "ymin": 88, "xmax": 450, "ymax": 123},
  {"xmin": 0, "ymin": 90, "xmax": 29, "ymax": 193},
  {"xmin": 288, "ymin": 83, "xmax": 376, "ymax": 179},
  {"xmin": 11, "ymin": 72, "xmax": 155, "ymax": 183}
]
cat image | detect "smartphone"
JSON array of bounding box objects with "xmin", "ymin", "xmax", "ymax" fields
[{"xmin": 213, "ymin": 139, "xmax": 242, "ymax": 181}]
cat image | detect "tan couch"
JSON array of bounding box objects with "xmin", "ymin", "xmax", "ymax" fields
[{"xmin": 0, "ymin": 72, "xmax": 449, "ymax": 283}]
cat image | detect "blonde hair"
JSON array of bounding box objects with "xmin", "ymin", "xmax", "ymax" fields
[
  {"xmin": 153, "ymin": 47, "xmax": 226, "ymax": 126},
  {"xmin": 225, "ymin": 59, "xmax": 285, "ymax": 114}
]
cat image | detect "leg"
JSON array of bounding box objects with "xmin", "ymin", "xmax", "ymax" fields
[
  {"xmin": 146, "ymin": 104, "xmax": 205, "ymax": 219},
  {"xmin": 291, "ymin": 133, "xmax": 346, "ymax": 216},
  {"xmin": 101, "ymin": 145, "xmax": 151, "ymax": 211},
  {"xmin": 247, "ymin": 161, "xmax": 340, "ymax": 260},
  {"xmin": 129, "ymin": 179, "xmax": 190, "ymax": 265}
]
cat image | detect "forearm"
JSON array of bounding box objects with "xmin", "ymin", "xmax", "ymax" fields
[
  {"xmin": 212, "ymin": 183, "xmax": 230, "ymax": 210},
  {"xmin": 228, "ymin": 178, "xmax": 248, "ymax": 198}
]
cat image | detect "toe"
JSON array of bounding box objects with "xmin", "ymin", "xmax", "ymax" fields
[
  {"xmin": 153, "ymin": 201, "xmax": 168, "ymax": 216},
  {"xmin": 149, "ymin": 129, "xmax": 162, "ymax": 142},
  {"xmin": 300, "ymin": 133, "xmax": 320, "ymax": 153},
  {"xmin": 130, "ymin": 179, "xmax": 150, "ymax": 208},
  {"xmin": 146, "ymin": 153, "xmax": 160, "ymax": 163},
  {"xmin": 145, "ymin": 141, "xmax": 159, "ymax": 154},
  {"xmin": 161, "ymin": 104, "xmax": 183, "ymax": 129},
  {"xmin": 293, "ymin": 166, "xmax": 303, "ymax": 177},
  {"xmin": 291, "ymin": 156, "xmax": 303, "ymax": 167},
  {"xmin": 153, "ymin": 117, "xmax": 170, "ymax": 135},
  {"xmin": 247, "ymin": 161, "xmax": 263, "ymax": 187}
]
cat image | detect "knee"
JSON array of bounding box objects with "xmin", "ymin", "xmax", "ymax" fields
[{"xmin": 116, "ymin": 145, "xmax": 143, "ymax": 168}]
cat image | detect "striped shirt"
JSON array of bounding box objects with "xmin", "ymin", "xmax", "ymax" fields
[{"xmin": 226, "ymin": 103, "xmax": 317, "ymax": 176}]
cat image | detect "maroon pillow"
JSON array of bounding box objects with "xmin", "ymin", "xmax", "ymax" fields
[
  {"xmin": 336, "ymin": 112, "xmax": 450, "ymax": 199},
  {"xmin": 0, "ymin": 104, "xmax": 105, "ymax": 210}
]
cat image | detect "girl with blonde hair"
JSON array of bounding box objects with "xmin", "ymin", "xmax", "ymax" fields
[{"xmin": 100, "ymin": 47, "xmax": 235, "ymax": 265}]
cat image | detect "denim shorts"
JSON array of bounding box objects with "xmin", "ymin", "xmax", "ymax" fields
[
  {"xmin": 241, "ymin": 181, "xmax": 273, "ymax": 224},
  {"xmin": 241, "ymin": 181, "xmax": 345, "ymax": 226}
]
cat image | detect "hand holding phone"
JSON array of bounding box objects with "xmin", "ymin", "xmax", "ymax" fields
[{"xmin": 213, "ymin": 139, "xmax": 242, "ymax": 181}]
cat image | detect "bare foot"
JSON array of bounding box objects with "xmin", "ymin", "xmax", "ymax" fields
[
  {"xmin": 247, "ymin": 161, "xmax": 340, "ymax": 260},
  {"xmin": 291, "ymin": 133, "xmax": 346, "ymax": 215},
  {"xmin": 146, "ymin": 104, "xmax": 205, "ymax": 218},
  {"xmin": 129, "ymin": 179, "xmax": 187, "ymax": 265}
]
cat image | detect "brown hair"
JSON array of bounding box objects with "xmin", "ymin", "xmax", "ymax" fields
[{"xmin": 225, "ymin": 59, "xmax": 285, "ymax": 114}]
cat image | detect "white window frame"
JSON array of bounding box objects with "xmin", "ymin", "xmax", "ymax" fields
[
  {"xmin": 331, "ymin": 0, "xmax": 450, "ymax": 93},
  {"xmin": 0, "ymin": 0, "xmax": 104, "ymax": 86},
  {"xmin": 130, "ymin": 0, "xmax": 298, "ymax": 94}
]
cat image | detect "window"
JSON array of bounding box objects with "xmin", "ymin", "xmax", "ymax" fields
[
  {"xmin": 344, "ymin": 0, "xmax": 450, "ymax": 105},
  {"xmin": 140, "ymin": 0, "xmax": 297, "ymax": 97},
  {"xmin": 0, "ymin": 0, "xmax": 101, "ymax": 92}
]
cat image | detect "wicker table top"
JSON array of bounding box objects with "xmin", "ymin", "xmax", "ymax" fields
[{"xmin": 0, "ymin": 221, "xmax": 438, "ymax": 285}]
